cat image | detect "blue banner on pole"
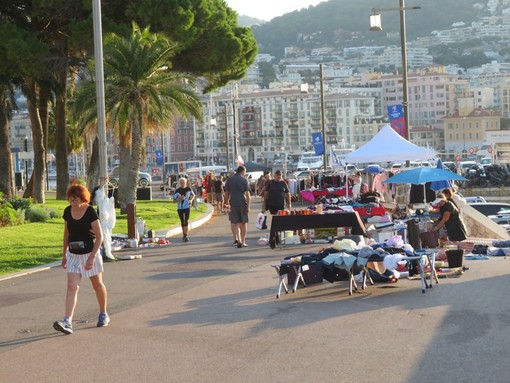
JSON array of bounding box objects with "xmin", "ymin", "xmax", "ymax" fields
[
  {"xmin": 155, "ymin": 150, "xmax": 163, "ymax": 166},
  {"xmin": 387, "ymin": 104, "xmax": 407, "ymax": 138},
  {"xmin": 312, "ymin": 132, "xmax": 324, "ymax": 155}
]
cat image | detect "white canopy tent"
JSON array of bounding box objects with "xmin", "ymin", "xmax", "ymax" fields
[{"xmin": 345, "ymin": 124, "xmax": 435, "ymax": 164}]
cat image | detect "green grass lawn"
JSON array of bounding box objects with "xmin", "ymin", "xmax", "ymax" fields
[{"xmin": 0, "ymin": 198, "xmax": 207, "ymax": 276}]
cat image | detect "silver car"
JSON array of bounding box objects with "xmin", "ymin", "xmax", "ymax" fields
[{"xmin": 108, "ymin": 166, "xmax": 152, "ymax": 188}]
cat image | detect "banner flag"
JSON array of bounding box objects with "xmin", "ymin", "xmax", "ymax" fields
[
  {"xmin": 329, "ymin": 147, "xmax": 341, "ymax": 168},
  {"xmin": 387, "ymin": 104, "xmax": 407, "ymax": 139},
  {"xmin": 312, "ymin": 132, "xmax": 324, "ymax": 155}
]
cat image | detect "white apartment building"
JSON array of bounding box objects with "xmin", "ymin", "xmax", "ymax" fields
[{"xmin": 191, "ymin": 88, "xmax": 383, "ymax": 165}]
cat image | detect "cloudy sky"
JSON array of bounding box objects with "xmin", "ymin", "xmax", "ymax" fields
[{"xmin": 225, "ymin": 0, "xmax": 325, "ymax": 21}]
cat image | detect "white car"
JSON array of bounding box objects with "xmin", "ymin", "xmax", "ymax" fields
[{"xmin": 108, "ymin": 166, "xmax": 152, "ymax": 188}]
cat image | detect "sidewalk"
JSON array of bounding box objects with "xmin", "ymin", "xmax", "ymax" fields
[{"xmin": 1, "ymin": 198, "xmax": 510, "ymax": 382}]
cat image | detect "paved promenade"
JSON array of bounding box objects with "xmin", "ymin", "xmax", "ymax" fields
[{"xmin": 1, "ymin": 198, "xmax": 510, "ymax": 383}]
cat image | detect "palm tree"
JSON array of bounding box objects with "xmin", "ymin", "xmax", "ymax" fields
[{"xmin": 73, "ymin": 23, "xmax": 203, "ymax": 230}]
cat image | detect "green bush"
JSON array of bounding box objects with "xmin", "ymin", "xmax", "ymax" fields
[
  {"xmin": 15, "ymin": 208, "xmax": 26, "ymax": 225},
  {"xmin": 0, "ymin": 204, "xmax": 17, "ymax": 227},
  {"xmin": 6, "ymin": 196, "xmax": 32, "ymax": 211},
  {"xmin": 26, "ymin": 205, "xmax": 51, "ymax": 222},
  {"xmin": 48, "ymin": 209, "xmax": 59, "ymax": 219}
]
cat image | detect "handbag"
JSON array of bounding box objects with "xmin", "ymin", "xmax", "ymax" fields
[{"xmin": 420, "ymin": 231, "xmax": 439, "ymax": 248}]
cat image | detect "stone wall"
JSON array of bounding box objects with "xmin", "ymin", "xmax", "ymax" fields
[{"xmin": 461, "ymin": 187, "xmax": 510, "ymax": 200}]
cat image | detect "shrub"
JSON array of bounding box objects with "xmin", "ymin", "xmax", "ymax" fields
[
  {"xmin": 48, "ymin": 209, "xmax": 59, "ymax": 219},
  {"xmin": 26, "ymin": 205, "xmax": 51, "ymax": 222},
  {"xmin": 15, "ymin": 208, "xmax": 26, "ymax": 225},
  {"xmin": 0, "ymin": 203, "xmax": 17, "ymax": 227},
  {"xmin": 6, "ymin": 196, "xmax": 32, "ymax": 211}
]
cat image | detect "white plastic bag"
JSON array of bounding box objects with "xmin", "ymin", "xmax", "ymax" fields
[{"xmin": 255, "ymin": 212, "xmax": 267, "ymax": 230}]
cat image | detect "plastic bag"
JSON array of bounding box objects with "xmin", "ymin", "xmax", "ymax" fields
[{"xmin": 255, "ymin": 213, "xmax": 267, "ymax": 230}]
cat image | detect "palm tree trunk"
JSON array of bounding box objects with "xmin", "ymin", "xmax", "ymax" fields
[{"xmin": 22, "ymin": 78, "xmax": 46, "ymax": 203}]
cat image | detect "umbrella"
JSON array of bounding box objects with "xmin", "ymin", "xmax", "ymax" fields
[
  {"xmin": 430, "ymin": 159, "xmax": 453, "ymax": 191},
  {"xmin": 383, "ymin": 167, "xmax": 466, "ymax": 185},
  {"xmin": 363, "ymin": 165, "xmax": 385, "ymax": 174}
]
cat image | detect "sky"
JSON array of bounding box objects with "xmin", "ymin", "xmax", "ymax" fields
[{"xmin": 225, "ymin": 0, "xmax": 325, "ymax": 21}]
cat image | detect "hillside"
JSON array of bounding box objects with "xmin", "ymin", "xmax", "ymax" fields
[{"xmin": 252, "ymin": 0, "xmax": 485, "ymax": 58}]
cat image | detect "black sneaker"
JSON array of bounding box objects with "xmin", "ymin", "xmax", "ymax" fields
[
  {"xmin": 183, "ymin": 236, "xmax": 190, "ymax": 242},
  {"xmin": 233, "ymin": 240, "xmax": 239, "ymax": 246},
  {"xmin": 53, "ymin": 319, "xmax": 73, "ymax": 335}
]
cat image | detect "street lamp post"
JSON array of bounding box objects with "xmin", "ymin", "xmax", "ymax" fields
[{"xmin": 370, "ymin": 0, "xmax": 421, "ymax": 145}]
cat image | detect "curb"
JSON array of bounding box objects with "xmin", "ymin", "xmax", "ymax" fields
[
  {"xmin": 0, "ymin": 261, "xmax": 62, "ymax": 282},
  {"xmin": 0, "ymin": 203, "xmax": 215, "ymax": 282},
  {"xmin": 156, "ymin": 203, "xmax": 214, "ymax": 238}
]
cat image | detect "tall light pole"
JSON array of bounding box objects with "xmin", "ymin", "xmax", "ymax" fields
[
  {"xmin": 370, "ymin": 0, "xmax": 421, "ymax": 144},
  {"xmin": 232, "ymin": 82, "xmax": 239, "ymax": 166},
  {"xmin": 92, "ymin": 0, "xmax": 108, "ymax": 188},
  {"xmin": 320, "ymin": 64, "xmax": 327, "ymax": 172}
]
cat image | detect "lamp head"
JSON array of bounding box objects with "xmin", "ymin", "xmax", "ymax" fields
[{"xmin": 370, "ymin": 13, "xmax": 382, "ymax": 31}]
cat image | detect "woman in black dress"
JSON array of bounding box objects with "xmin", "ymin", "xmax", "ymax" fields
[{"xmin": 430, "ymin": 193, "xmax": 467, "ymax": 242}]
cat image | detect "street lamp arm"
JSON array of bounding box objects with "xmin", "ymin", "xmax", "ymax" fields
[{"xmin": 371, "ymin": 6, "xmax": 421, "ymax": 13}]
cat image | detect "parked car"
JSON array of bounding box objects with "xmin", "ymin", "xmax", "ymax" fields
[
  {"xmin": 469, "ymin": 202, "xmax": 510, "ymax": 217},
  {"xmin": 488, "ymin": 210, "xmax": 510, "ymax": 226},
  {"xmin": 463, "ymin": 196, "xmax": 486, "ymax": 203},
  {"xmin": 459, "ymin": 161, "xmax": 479, "ymax": 176},
  {"xmin": 108, "ymin": 166, "xmax": 152, "ymax": 188}
]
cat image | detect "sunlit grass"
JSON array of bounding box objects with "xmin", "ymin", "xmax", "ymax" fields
[{"xmin": 0, "ymin": 196, "xmax": 207, "ymax": 275}]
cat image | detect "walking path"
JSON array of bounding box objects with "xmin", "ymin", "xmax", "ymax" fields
[{"xmin": 1, "ymin": 198, "xmax": 509, "ymax": 382}]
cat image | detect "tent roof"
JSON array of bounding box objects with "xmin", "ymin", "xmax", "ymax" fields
[
  {"xmin": 345, "ymin": 124, "xmax": 435, "ymax": 164},
  {"xmin": 243, "ymin": 161, "xmax": 271, "ymax": 172}
]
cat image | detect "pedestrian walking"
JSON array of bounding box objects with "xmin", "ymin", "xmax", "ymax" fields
[
  {"xmin": 256, "ymin": 171, "xmax": 270, "ymax": 197},
  {"xmin": 263, "ymin": 170, "xmax": 292, "ymax": 214},
  {"xmin": 224, "ymin": 165, "xmax": 251, "ymax": 248},
  {"xmin": 53, "ymin": 183, "xmax": 108, "ymax": 335},
  {"xmin": 214, "ymin": 175, "xmax": 225, "ymax": 213},
  {"xmin": 173, "ymin": 177, "xmax": 195, "ymax": 242}
]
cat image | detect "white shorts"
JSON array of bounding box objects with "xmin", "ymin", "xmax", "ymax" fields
[{"xmin": 66, "ymin": 251, "xmax": 104, "ymax": 277}]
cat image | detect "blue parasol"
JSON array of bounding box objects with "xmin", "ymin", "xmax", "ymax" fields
[
  {"xmin": 363, "ymin": 164, "xmax": 385, "ymax": 174},
  {"xmin": 383, "ymin": 167, "xmax": 466, "ymax": 185},
  {"xmin": 430, "ymin": 159, "xmax": 453, "ymax": 191}
]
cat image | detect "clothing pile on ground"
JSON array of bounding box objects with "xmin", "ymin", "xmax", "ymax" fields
[{"xmin": 276, "ymin": 236, "xmax": 419, "ymax": 288}]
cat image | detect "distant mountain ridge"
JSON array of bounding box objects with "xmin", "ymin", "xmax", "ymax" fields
[{"xmin": 250, "ymin": 0, "xmax": 486, "ymax": 58}]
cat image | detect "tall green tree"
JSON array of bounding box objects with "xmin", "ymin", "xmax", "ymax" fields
[
  {"xmin": 73, "ymin": 23, "xmax": 203, "ymax": 211},
  {"xmin": 1, "ymin": 0, "xmax": 256, "ymax": 200},
  {"xmin": 0, "ymin": 13, "xmax": 51, "ymax": 203},
  {"xmin": 122, "ymin": 0, "xmax": 258, "ymax": 92}
]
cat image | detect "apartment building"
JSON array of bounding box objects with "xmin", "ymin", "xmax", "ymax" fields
[
  {"xmin": 187, "ymin": 87, "xmax": 382, "ymax": 165},
  {"xmin": 358, "ymin": 71, "xmax": 467, "ymax": 130},
  {"xmin": 442, "ymin": 107, "xmax": 501, "ymax": 157},
  {"xmin": 409, "ymin": 125, "xmax": 444, "ymax": 153}
]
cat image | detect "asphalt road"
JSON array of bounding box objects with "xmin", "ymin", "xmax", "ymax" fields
[{"xmin": 1, "ymin": 197, "xmax": 510, "ymax": 383}]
